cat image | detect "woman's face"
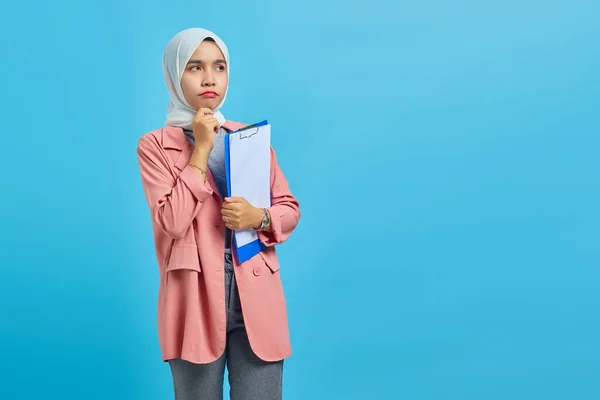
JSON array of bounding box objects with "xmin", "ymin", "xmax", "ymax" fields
[{"xmin": 181, "ymin": 40, "xmax": 228, "ymax": 111}]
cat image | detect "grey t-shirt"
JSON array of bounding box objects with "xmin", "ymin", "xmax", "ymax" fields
[{"xmin": 183, "ymin": 127, "xmax": 232, "ymax": 253}]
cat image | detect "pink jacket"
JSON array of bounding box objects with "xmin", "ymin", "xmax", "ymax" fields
[{"xmin": 137, "ymin": 121, "xmax": 300, "ymax": 363}]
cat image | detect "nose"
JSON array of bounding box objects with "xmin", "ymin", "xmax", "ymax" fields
[{"xmin": 202, "ymin": 69, "xmax": 215, "ymax": 86}]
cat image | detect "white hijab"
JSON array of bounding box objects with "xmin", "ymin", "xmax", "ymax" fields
[{"xmin": 162, "ymin": 28, "xmax": 229, "ymax": 129}]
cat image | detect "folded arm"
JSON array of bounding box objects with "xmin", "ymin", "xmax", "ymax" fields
[
  {"xmin": 257, "ymin": 147, "xmax": 301, "ymax": 247},
  {"xmin": 137, "ymin": 135, "xmax": 213, "ymax": 239}
]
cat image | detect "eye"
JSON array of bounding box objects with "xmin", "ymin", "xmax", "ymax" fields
[
  {"xmin": 190, "ymin": 65, "xmax": 201, "ymax": 71},
  {"xmin": 216, "ymin": 65, "xmax": 225, "ymax": 71}
]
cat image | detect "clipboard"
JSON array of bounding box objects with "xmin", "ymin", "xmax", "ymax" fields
[{"xmin": 224, "ymin": 120, "xmax": 271, "ymax": 263}]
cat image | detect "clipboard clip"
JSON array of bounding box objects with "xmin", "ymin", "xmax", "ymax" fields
[
  {"xmin": 240, "ymin": 127, "xmax": 259, "ymax": 139},
  {"xmin": 233, "ymin": 120, "xmax": 269, "ymax": 139}
]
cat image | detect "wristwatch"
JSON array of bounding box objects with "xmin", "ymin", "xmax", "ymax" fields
[{"xmin": 258, "ymin": 208, "xmax": 271, "ymax": 231}]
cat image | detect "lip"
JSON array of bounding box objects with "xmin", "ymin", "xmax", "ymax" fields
[{"xmin": 200, "ymin": 91, "xmax": 218, "ymax": 98}]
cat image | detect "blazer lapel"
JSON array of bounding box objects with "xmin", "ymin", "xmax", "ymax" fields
[{"xmin": 222, "ymin": 120, "xmax": 247, "ymax": 132}]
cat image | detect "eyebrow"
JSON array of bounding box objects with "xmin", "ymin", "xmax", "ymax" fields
[{"xmin": 187, "ymin": 59, "xmax": 227, "ymax": 65}]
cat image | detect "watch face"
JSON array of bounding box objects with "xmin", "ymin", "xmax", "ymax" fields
[{"xmin": 261, "ymin": 210, "xmax": 269, "ymax": 228}]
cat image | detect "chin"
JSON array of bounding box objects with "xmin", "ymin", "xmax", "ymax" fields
[{"xmin": 194, "ymin": 99, "xmax": 218, "ymax": 111}]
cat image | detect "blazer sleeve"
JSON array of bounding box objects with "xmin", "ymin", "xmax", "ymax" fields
[
  {"xmin": 257, "ymin": 146, "xmax": 301, "ymax": 247},
  {"xmin": 137, "ymin": 135, "xmax": 213, "ymax": 239}
]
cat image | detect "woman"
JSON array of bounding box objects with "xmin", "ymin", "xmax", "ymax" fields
[{"xmin": 136, "ymin": 27, "xmax": 300, "ymax": 400}]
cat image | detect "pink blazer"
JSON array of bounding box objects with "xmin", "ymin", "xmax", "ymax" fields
[{"xmin": 137, "ymin": 121, "xmax": 301, "ymax": 363}]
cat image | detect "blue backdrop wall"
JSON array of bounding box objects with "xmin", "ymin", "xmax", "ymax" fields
[{"xmin": 0, "ymin": 0, "xmax": 598, "ymax": 398}]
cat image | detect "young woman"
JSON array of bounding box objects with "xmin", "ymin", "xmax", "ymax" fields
[{"xmin": 136, "ymin": 28, "xmax": 301, "ymax": 400}]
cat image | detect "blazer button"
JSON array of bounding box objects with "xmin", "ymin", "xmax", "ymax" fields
[{"xmin": 253, "ymin": 267, "xmax": 261, "ymax": 276}]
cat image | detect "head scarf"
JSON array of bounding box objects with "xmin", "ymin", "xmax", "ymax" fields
[{"xmin": 162, "ymin": 28, "xmax": 229, "ymax": 129}]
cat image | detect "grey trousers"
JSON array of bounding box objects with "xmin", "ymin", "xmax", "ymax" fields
[{"xmin": 168, "ymin": 252, "xmax": 284, "ymax": 400}]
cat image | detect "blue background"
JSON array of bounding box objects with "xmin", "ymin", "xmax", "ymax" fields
[{"xmin": 1, "ymin": 0, "xmax": 598, "ymax": 398}]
